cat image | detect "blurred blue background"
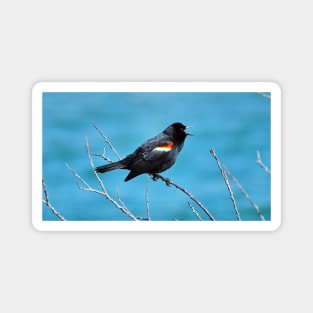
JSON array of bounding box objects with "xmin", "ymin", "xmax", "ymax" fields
[{"xmin": 42, "ymin": 92, "xmax": 271, "ymax": 221}]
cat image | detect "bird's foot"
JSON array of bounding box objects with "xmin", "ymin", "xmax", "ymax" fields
[
  {"xmin": 164, "ymin": 178, "xmax": 171, "ymax": 186},
  {"xmin": 151, "ymin": 174, "xmax": 171, "ymax": 186},
  {"xmin": 151, "ymin": 174, "xmax": 159, "ymax": 181}
]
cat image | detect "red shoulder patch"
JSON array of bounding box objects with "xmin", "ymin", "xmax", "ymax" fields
[{"xmin": 153, "ymin": 142, "xmax": 174, "ymax": 152}]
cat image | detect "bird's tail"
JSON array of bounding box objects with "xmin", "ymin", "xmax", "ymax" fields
[{"xmin": 95, "ymin": 161, "xmax": 126, "ymax": 173}]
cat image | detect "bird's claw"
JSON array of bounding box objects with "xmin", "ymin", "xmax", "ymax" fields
[
  {"xmin": 151, "ymin": 174, "xmax": 159, "ymax": 181},
  {"xmin": 151, "ymin": 174, "xmax": 171, "ymax": 186},
  {"xmin": 164, "ymin": 178, "xmax": 171, "ymax": 186}
]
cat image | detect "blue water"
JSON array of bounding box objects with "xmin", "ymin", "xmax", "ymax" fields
[{"xmin": 42, "ymin": 92, "xmax": 271, "ymax": 221}]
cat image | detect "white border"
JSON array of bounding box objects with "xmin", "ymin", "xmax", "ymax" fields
[{"xmin": 32, "ymin": 82, "xmax": 281, "ymax": 231}]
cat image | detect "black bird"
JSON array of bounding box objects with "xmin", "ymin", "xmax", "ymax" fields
[{"xmin": 95, "ymin": 122, "xmax": 191, "ymax": 181}]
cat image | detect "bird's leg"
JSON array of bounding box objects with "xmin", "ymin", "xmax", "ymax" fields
[
  {"xmin": 151, "ymin": 173, "xmax": 171, "ymax": 186},
  {"xmin": 151, "ymin": 174, "xmax": 159, "ymax": 181},
  {"xmin": 163, "ymin": 177, "xmax": 171, "ymax": 186}
]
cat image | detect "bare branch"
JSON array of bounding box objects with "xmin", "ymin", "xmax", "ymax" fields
[
  {"xmin": 224, "ymin": 168, "xmax": 266, "ymax": 221},
  {"xmin": 90, "ymin": 148, "xmax": 115, "ymax": 163},
  {"xmin": 115, "ymin": 186, "xmax": 128, "ymax": 211},
  {"xmin": 152, "ymin": 173, "xmax": 215, "ymax": 221},
  {"xmin": 65, "ymin": 139, "xmax": 138, "ymax": 221},
  {"xmin": 188, "ymin": 202, "xmax": 203, "ymax": 221},
  {"xmin": 42, "ymin": 178, "xmax": 66, "ymax": 221},
  {"xmin": 258, "ymin": 92, "xmax": 271, "ymax": 99},
  {"xmin": 93, "ymin": 123, "xmax": 121, "ymax": 160},
  {"xmin": 256, "ymin": 150, "xmax": 271, "ymax": 174},
  {"xmin": 210, "ymin": 148, "xmax": 241, "ymax": 221},
  {"xmin": 145, "ymin": 175, "xmax": 151, "ymax": 221}
]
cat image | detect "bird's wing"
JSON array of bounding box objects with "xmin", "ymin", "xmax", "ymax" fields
[
  {"xmin": 122, "ymin": 133, "xmax": 174, "ymax": 170},
  {"xmin": 143, "ymin": 142, "xmax": 174, "ymax": 161},
  {"xmin": 138, "ymin": 135, "xmax": 174, "ymax": 161}
]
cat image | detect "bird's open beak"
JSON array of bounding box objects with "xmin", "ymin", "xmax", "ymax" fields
[{"xmin": 185, "ymin": 125, "xmax": 193, "ymax": 136}]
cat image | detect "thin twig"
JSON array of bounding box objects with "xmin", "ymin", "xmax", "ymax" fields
[
  {"xmin": 42, "ymin": 178, "xmax": 66, "ymax": 221},
  {"xmin": 224, "ymin": 168, "xmax": 266, "ymax": 221},
  {"xmin": 116, "ymin": 186, "xmax": 128, "ymax": 212},
  {"xmin": 210, "ymin": 148, "xmax": 241, "ymax": 221},
  {"xmin": 152, "ymin": 173, "xmax": 215, "ymax": 221},
  {"xmin": 93, "ymin": 123, "xmax": 121, "ymax": 160},
  {"xmin": 86, "ymin": 139, "xmax": 137, "ymax": 220},
  {"xmin": 188, "ymin": 202, "xmax": 203, "ymax": 221},
  {"xmin": 65, "ymin": 139, "xmax": 138, "ymax": 221},
  {"xmin": 256, "ymin": 150, "xmax": 271, "ymax": 174},
  {"xmin": 145, "ymin": 175, "xmax": 151, "ymax": 221},
  {"xmin": 90, "ymin": 148, "xmax": 115, "ymax": 163},
  {"xmin": 258, "ymin": 92, "xmax": 271, "ymax": 99}
]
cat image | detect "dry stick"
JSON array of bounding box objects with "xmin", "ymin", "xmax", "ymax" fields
[
  {"xmin": 210, "ymin": 148, "xmax": 241, "ymax": 221},
  {"xmin": 152, "ymin": 173, "xmax": 215, "ymax": 221},
  {"xmin": 115, "ymin": 186, "xmax": 127, "ymax": 209},
  {"xmin": 42, "ymin": 178, "xmax": 66, "ymax": 221},
  {"xmin": 90, "ymin": 149, "xmax": 115, "ymax": 163},
  {"xmin": 256, "ymin": 150, "xmax": 271, "ymax": 174},
  {"xmin": 258, "ymin": 92, "xmax": 271, "ymax": 99},
  {"xmin": 145, "ymin": 175, "xmax": 151, "ymax": 221},
  {"xmin": 65, "ymin": 140, "xmax": 138, "ymax": 221},
  {"xmin": 93, "ymin": 123, "xmax": 121, "ymax": 160},
  {"xmin": 224, "ymin": 168, "xmax": 266, "ymax": 221},
  {"xmin": 188, "ymin": 202, "xmax": 203, "ymax": 221},
  {"xmin": 86, "ymin": 139, "xmax": 138, "ymax": 220}
]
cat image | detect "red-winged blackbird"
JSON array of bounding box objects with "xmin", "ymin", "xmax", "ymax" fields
[{"xmin": 95, "ymin": 122, "xmax": 191, "ymax": 181}]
